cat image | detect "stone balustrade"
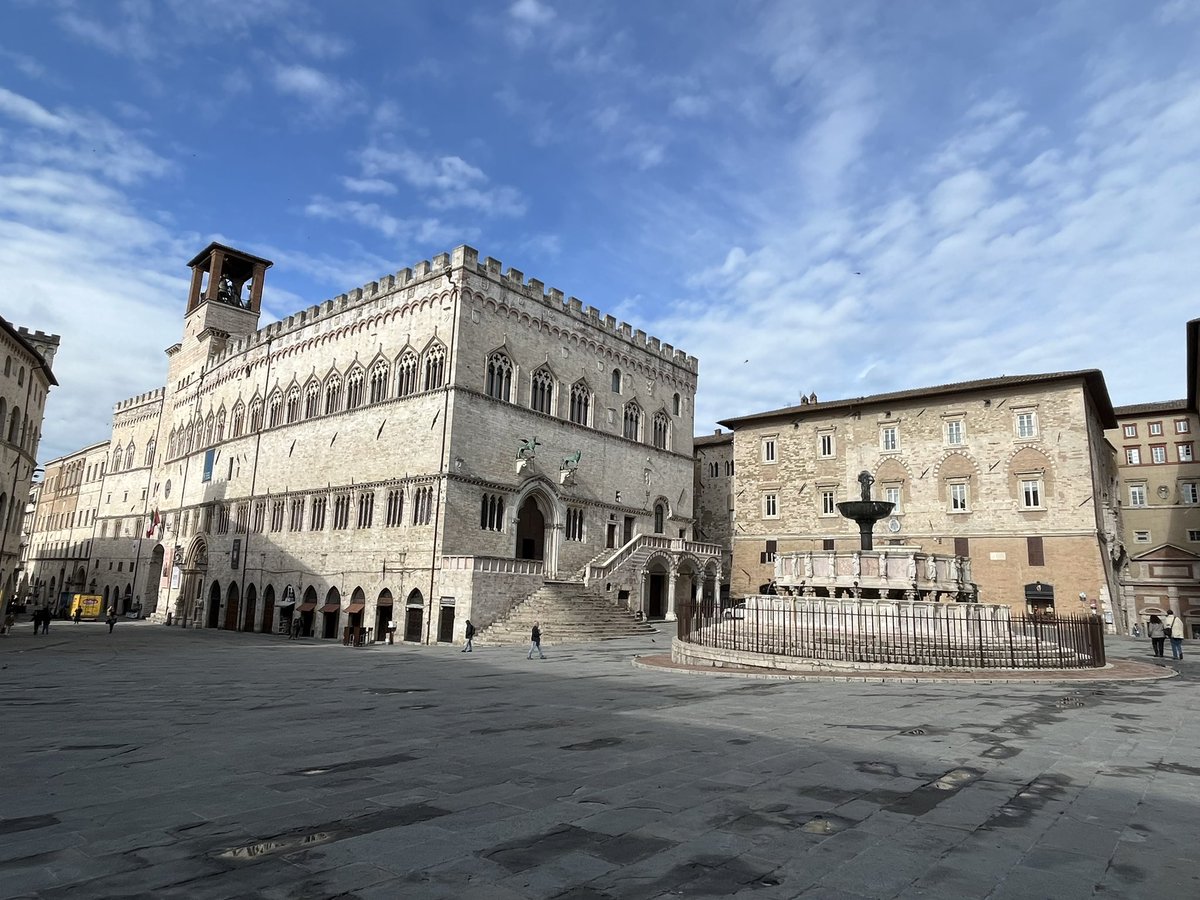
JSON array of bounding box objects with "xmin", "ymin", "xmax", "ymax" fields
[{"xmin": 773, "ymin": 547, "xmax": 977, "ymax": 602}]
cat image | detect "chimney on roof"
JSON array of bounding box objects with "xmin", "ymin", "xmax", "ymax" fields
[
  {"xmin": 800, "ymin": 395, "xmax": 809, "ymax": 406},
  {"xmin": 713, "ymin": 428, "xmax": 722, "ymax": 435},
  {"xmin": 809, "ymin": 392, "xmax": 818, "ymax": 404}
]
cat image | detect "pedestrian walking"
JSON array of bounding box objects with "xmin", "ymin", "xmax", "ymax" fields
[
  {"xmin": 2, "ymin": 611, "xmax": 14, "ymax": 635},
  {"xmin": 1148, "ymin": 614, "xmax": 1166, "ymax": 658},
  {"xmin": 106, "ymin": 606, "xmax": 117, "ymax": 634},
  {"xmin": 290, "ymin": 617, "xmax": 300, "ymax": 640},
  {"xmin": 73, "ymin": 606, "xmax": 82, "ymax": 625},
  {"xmin": 462, "ymin": 619, "xmax": 475, "ymax": 653},
  {"xmin": 40, "ymin": 607, "xmax": 50, "ymax": 634},
  {"xmin": 1163, "ymin": 609, "xmax": 1186, "ymax": 660},
  {"xmin": 528, "ymin": 621, "xmax": 545, "ymax": 659}
]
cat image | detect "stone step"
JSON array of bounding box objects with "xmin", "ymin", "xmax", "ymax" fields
[{"xmin": 478, "ymin": 579, "xmax": 654, "ymax": 645}]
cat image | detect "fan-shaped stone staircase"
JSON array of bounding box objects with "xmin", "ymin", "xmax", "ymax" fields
[{"xmin": 475, "ymin": 580, "xmax": 657, "ymax": 645}]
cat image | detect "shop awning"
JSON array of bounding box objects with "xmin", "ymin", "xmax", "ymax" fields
[
  {"xmin": 319, "ymin": 603, "xmax": 341, "ymax": 613},
  {"xmin": 297, "ymin": 602, "xmax": 317, "ymax": 613},
  {"xmin": 346, "ymin": 602, "xmax": 366, "ymax": 614},
  {"xmin": 375, "ymin": 596, "xmax": 394, "ymax": 606}
]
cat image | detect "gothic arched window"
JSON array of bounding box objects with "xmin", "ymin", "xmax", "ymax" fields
[
  {"xmin": 267, "ymin": 392, "xmax": 283, "ymax": 428},
  {"xmin": 611, "ymin": 369, "xmax": 622, "ymax": 393},
  {"xmin": 248, "ymin": 398, "xmax": 263, "ymax": 432},
  {"xmin": 324, "ymin": 375, "xmax": 342, "ymax": 415},
  {"xmin": 673, "ymin": 392, "xmax": 681, "ymax": 416},
  {"xmin": 111, "ymin": 444, "xmax": 123, "ymax": 471},
  {"xmin": 215, "ymin": 408, "xmax": 226, "ymax": 442},
  {"xmin": 144, "ymin": 438, "xmax": 155, "ymax": 466},
  {"xmin": 369, "ymin": 360, "xmax": 389, "ymax": 404},
  {"xmin": 231, "ymin": 403, "xmax": 245, "ymax": 438},
  {"xmin": 652, "ymin": 412, "xmax": 670, "ymax": 450},
  {"xmin": 396, "ymin": 350, "xmax": 419, "ymax": 396},
  {"xmin": 304, "ymin": 381, "xmax": 320, "ymax": 418},
  {"xmin": 569, "ymin": 381, "xmax": 591, "ymax": 426},
  {"xmin": 623, "ymin": 402, "xmax": 642, "ymax": 442},
  {"xmin": 654, "ymin": 502, "xmax": 665, "ymax": 534},
  {"xmin": 125, "ymin": 444, "xmax": 136, "ymax": 469},
  {"xmin": 345, "ymin": 369, "xmax": 365, "ymax": 409},
  {"xmin": 486, "ymin": 351, "xmax": 513, "ymax": 401},
  {"xmin": 424, "ymin": 344, "xmax": 446, "ymax": 391},
  {"xmin": 286, "ymin": 387, "xmax": 301, "ymax": 423},
  {"xmin": 530, "ymin": 368, "xmax": 554, "ymax": 414}
]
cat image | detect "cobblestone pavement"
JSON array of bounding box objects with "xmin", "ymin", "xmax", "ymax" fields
[{"xmin": 1, "ymin": 621, "xmax": 1196, "ymax": 899}]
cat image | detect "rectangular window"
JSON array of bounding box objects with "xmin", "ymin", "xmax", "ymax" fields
[
  {"xmin": 881, "ymin": 425, "xmax": 898, "ymax": 452},
  {"xmin": 762, "ymin": 438, "xmax": 777, "ymax": 463},
  {"xmin": 950, "ymin": 482, "xmax": 968, "ymax": 512},
  {"xmin": 1016, "ymin": 411, "xmax": 1037, "ymax": 439},
  {"xmin": 1182, "ymin": 483, "xmax": 1198, "ymax": 504},
  {"xmin": 565, "ymin": 507, "xmax": 585, "ymax": 541},
  {"xmin": 1129, "ymin": 484, "xmax": 1147, "ymax": 507},
  {"xmin": 1148, "ymin": 421, "xmax": 1163, "ymax": 436},
  {"xmin": 760, "ymin": 539, "xmax": 778, "ymax": 564},
  {"xmin": 1126, "ymin": 448, "xmax": 1141, "ymax": 465},
  {"xmin": 1189, "ymin": 530, "xmax": 1200, "ymax": 542},
  {"xmin": 818, "ymin": 432, "xmax": 834, "ymax": 458},
  {"xmin": 954, "ymin": 537, "xmax": 969, "ymax": 557},
  {"xmin": 202, "ymin": 448, "xmax": 215, "ymax": 483},
  {"xmin": 1176, "ymin": 419, "xmax": 1191, "ymax": 434},
  {"xmin": 884, "ymin": 486, "xmax": 901, "ymax": 513},
  {"xmin": 1123, "ymin": 424, "xmax": 1137, "ymax": 438},
  {"xmin": 1020, "ymin": 478, "xmax": 1042, "ymax": 509},
  {"xmin": 763, "ymin": 492, "xmax": 778, "ymax": 518},
  {"xmin": 310, "ymin": 496, "xmax": 327, "ymax": 531},
  {"xmin": 1151, "ymin": 445, "xmax": 1167, "ymax": 464},
  {"xmin": 1027, "ymin": 536, "xmax": 1045, "ymax": 566},
  {"xmin": 1178, "ymin": 442, "xmax": 1194, "ymax": 462},
  {"xmin": 945, "ymin": 420, "xmax": 963, "ymax": 445},
  {"xmin": 823, "ymin": 538, "xmax": 836, "ymax": 551},
  {"xmin": 820, "ymin": 489, "xmax": 836, "ymax": 516},
  {"xmin": 1134, "ymin": 530, "xmax": 1151, "ymax": 543}
]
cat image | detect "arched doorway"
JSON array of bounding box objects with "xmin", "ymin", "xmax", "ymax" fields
[
  {"xmin": 375, "ymin": 589, "xmax": 393, "ymax": 643},
  {"xmin": 299, "ymin": 586, "xmax": 317, "ymax": 637},
  {"xmin": 243, "ymin": 584, "xmax": 257, "ymax": 632},
  {"xmin": 181, "ymin": 539, "xmax": 209, "ymax": 627},
  {"xmin": 262, "ymin": 584, "xmax": 276, "ymax": 634},
  {"xmin": 347, "ymin": 587, "xmax": 366, "ymax": 641},
  {"xmin": 644, "ymin": 556, "xmax": 670, "ymax": 620},
  {"xmin": 321, "ymin": 586, "xmax": 341, "ymax": 639},
  {"xmin": 207, "ymin": 580, "xmax": 222, "ymax": 629},
  {"xmin": 404, "ymin": 589, "xmax": 424, "ymax": 642},
  {"xmin": 224, "ymin": 582, "xmax": 241, "ymax": 630},
  {"xmin": 516, "ymin": 496, "xmax": 546, "ymax": 561}
]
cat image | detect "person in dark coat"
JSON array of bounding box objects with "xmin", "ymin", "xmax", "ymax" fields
[
  {"xmin": 73, "ymin": 606, "xmax": 83, "ymax": 625},
  {"xmin": 106, "ymin": 606, "xmax": 117, "ymax": 634},
  {"xmin": 527, "ymin": 621, "xmax": 545, "ymax": 659},
  {"xmin": 462, "ymin": 619, "xmax": 475, "ymax": 653},
  {"xmin": 40, "ymin": 607, "xmax": 50, "ymax": 634}
]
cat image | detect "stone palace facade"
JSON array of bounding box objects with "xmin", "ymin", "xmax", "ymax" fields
[{"xmin": 26, "ymin": 243, "xmax": 721, "ymax": 641}]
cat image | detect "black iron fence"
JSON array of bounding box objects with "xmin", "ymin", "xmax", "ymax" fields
[{"xmin": 676, "ymin": 600, "xmax": 1106, "ymax": 669}]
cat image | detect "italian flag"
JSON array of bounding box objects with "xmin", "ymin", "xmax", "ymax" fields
[{"xmin": 146, "ymin": 509, "xmax": 161, "ymax": 540}]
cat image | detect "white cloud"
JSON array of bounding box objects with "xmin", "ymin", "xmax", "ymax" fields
[
  {"xmin": 269, "ymin": 63, "xmax": 360, "ymax": 114},
  {"xmin": 341, "ymin": 177, "xmax": 397, "ymax": 195}
]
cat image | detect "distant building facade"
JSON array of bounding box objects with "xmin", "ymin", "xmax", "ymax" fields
[
  {"xmin": 0, "ymin": 317, "xmax": 58, "ymax": 610},
  {"xmin": 693, "ymin": 429, "xmax": 733, "ymax": 601},
  {"xmin": 716, "ymin": 372, "xmax": 1123, "ymax": 621},
  {"xmin": 26, "ymin": 244, "xmax": 718, "ymax": 640}
]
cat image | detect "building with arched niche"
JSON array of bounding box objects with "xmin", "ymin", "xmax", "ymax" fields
[
  {"xmin": 31, "ymin": 243, "xmax": 720, "ymax": 641},
  {"xmin": 717, "ymin": 371, "xmax": 1124, "ymax": 625}
]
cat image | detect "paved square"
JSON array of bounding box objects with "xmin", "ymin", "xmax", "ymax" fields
[{"xmin": 1, "ymin": 622, "xmax": 1196, "ymax": 899}]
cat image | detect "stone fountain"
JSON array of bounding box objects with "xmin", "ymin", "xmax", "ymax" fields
[{"xmin": 837, "ymin": 471, "xmax": 894, "ymax": 551}]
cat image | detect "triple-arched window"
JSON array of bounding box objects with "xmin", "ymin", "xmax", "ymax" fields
[
  {"xmin": 125, "ymin": 444, "xmax": 135, "ymax": 469},
  {"xmin": 623, "ymin": 402, "xmax": 642, "ymax": 441},
  {"xmin": 248, "ymin": 398, "xmax": 263, "ymax": 432},
  {"xmin": 304, "ymin": 381, "xmax": 320, "ymax": 418},
  {"xmin": 286, "ymin": 387, "xmax": 301, "ymax": 423},
  {"xmin": 268, "ymin": 392, "xmax": 283, "ymax": 428},
  {"xmin": 652, "ymin": 412, "xmax": 670, "ymax": 450},
  {"xmin": 346, "ymin": 369, "xmax": 365, "ymax": 409},
  {"xmin": 231, "ymin": 403, "xmax": 245, "ymax": 438},
  {"xmin": 530, "ymin": 368, "xmax": 553, "ymax": 414},
  {"xmin": 424, "ymin": 344, "xmax": 446, "ymax": 390},
  {"xmin": 215, "ymin": 409, "xmax": 226, "ymax": 442},
  {"xmin": 369, "ymin": 360, "xmax": 389, "ymax": 404},
  {"xmin": 569, "ymin": 381, "xmax": 591, "ymax": 426},
  {"xmin": 480, "ymin": 493, "xmax": 505, "ymax": 531},
  {"xmin": 324, "ymin": 375, "xmax": 342, "ymax": 415},
  {"xmin": 486, "ymin": 351, "xmax": 512, "ymax": 401},
  {"xmin": 397, "ymin": 350, "xmax": 419, "ymax": 396}
]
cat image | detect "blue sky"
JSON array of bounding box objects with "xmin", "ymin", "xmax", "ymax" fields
[{"xmin": 3, "ymin": 0, "xmax": 1200, "ymax": 462}]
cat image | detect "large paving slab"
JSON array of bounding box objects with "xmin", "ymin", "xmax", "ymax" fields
[{"xmin": 1, "ymin": 621, "xmax": 1197, "ymax": 899}]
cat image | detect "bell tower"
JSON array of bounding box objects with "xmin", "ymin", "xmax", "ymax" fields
[{"xmin": 168, "ymin": 243, "xmax": 274, "ymax": 388}]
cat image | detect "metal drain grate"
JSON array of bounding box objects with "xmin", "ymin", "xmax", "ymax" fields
[{"xmin": 900, "ymin": 728, "xmax": 927, "ymax": 736}]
